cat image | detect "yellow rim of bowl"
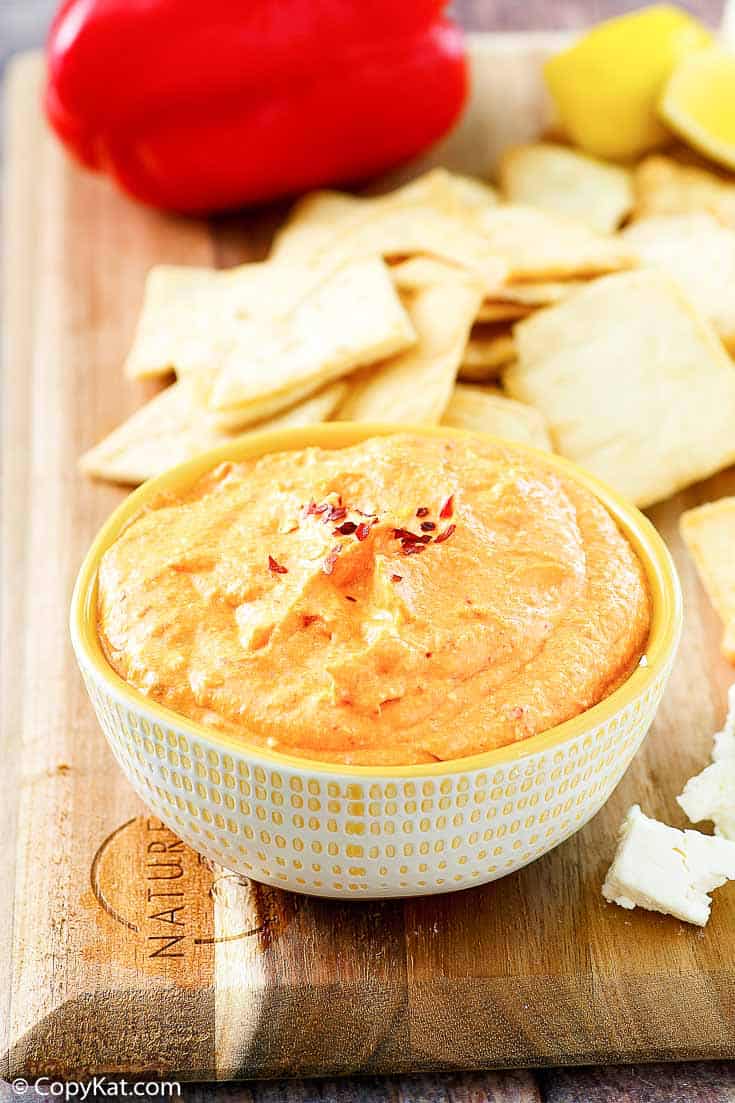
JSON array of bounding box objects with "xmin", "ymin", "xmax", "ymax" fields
[{"xmin": 71, "ymin": 422, "xmax": 682, "ymax": 779}]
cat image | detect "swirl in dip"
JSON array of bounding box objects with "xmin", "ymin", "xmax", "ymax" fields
[{"xmin": 97, "ymin": 433, "xmax": 651, "ymax": 765}]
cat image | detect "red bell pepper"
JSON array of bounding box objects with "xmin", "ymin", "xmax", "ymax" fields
[{"xmin": 44, "ymin": 0, "xmax": 468, "ymax": 214}]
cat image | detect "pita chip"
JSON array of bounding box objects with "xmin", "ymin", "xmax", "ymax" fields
[
  {"xmin": 506, "ymin": 270, "xmax": 735, "ymax": 508},
  {"xmin": 680, "ymin": 498, "xmax": 735, "ymax": 663},
  {"xmin": 80, "ymin": 380, "xmax": 347, "ymax": 486},
  {"xmin": 336, "ymin": 269, "xmax": 483, "ymax": 424},
  {"xmin": 500, "ymin": 143, "xmax": 633, "ymax": 233},
  {"xmin": 441, "ymin": 384, "xmax": 552, "ymax": 450}
]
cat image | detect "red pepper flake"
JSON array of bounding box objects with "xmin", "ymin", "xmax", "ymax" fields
[
  {"xmin": 322, "ymin": 545, "xmax": 341, "ymax": 575},
  {"xmin": 391, "ymin": 574, "xmax": 403, "ymax": 583},
  {"xmin": 439, "ymin": 494, "xmax": 454, "ymax": 519},
  {"xmin": 416, "ymin": 506, "xmax": 430, "ymax": 518},
  {"xmin": 345, "ymin": 595, "xmax": 357, "ymax": 603},
  {"xmin": 401, "ymin": 542, "xmax": 426, "ymax": 556},
  {"xmin": 355, "ymin": 521, "xmax": 371, "ymax": 541},
  {"xmin": 334, "ymin": 520, "xmax": 357, "ymax": 536},
  {"xmin": 393, "ymin": 527, "xmax": 431, "ymax": 544},
  {"xmin": 268, "ymin": 555, "xmax": 288, "ymax": 574},
  {"xmin": 327, "ymin": 505, "xmax": 347, "ymax": 523},
  {"xmin": 435, "ymin": 523, "xmax": 456, "ymax": 544},
  {"xmin": 420, "ymin": 521, "xmax": 436, "ymax": 532}
]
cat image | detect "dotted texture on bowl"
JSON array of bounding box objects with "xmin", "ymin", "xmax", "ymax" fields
[{"xmin": 79, "ymin": 656, "xmax": 673, "ymax": 899}]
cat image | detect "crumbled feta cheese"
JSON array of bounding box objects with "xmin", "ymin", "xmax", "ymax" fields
[
  {"xmin": 678, "ymin": 684, "xmax": 735, "ymax": 840},
  {"xmin": 602, "ymin": 804, "xmax": 735, "ymax": 926}
]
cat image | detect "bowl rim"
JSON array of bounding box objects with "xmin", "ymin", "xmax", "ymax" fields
[{"xmin": 71, "ymin": 422, "xmax": 683, "ymax": 779}]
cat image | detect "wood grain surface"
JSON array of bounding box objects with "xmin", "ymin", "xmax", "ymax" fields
[{"xmin": 2, "ymin": 27, "xmax": 735, "ymax": 1103}]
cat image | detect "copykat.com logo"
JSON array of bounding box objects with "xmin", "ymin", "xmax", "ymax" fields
[{"xmin": 1, "ymin": 1080, "xmax": 181, "ymax": 1101}]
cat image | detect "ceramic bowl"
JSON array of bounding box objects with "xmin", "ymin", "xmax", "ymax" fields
[{"xmin": 71, "ymin": 423, "xmax": 682, "ymax": 899}]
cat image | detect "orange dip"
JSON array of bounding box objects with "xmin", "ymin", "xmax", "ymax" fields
[{"xmin": 97, "ymin": 433, "xmax": 651, "ymax": 765}]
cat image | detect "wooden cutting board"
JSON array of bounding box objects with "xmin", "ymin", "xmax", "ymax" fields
[{"xmin": 3, "ymin": 38, "xmax": 735, "ymax": 1083}]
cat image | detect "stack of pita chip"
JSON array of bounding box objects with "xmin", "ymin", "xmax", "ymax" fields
[
  {"xmin": 623, "ymin": 152, "xmax": 735, "ymax": 664},
  {"xmin": 496, "ymin": 145, "xmax": 735, "ymax": 511},
  {"xmin": 82, "ymin": 162, "xmax": 637, "ymax": 486}
]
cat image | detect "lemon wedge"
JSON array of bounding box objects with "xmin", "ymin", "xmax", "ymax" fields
[
  {"xmin": 545, "ymin": 5, "xmax": 711, "ymax": 160},
  {"xmin": 661, "ymin": 47, "xmax": 735, "ymax": 171}
]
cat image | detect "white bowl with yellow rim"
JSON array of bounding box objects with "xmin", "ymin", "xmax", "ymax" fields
[{"xmin": 71, "ymin": 423, "xmax": 682, "ymax": 899}]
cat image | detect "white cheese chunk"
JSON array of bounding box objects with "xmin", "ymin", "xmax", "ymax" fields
[
  {"xmin": 678, "ymin": 684, "xmax": 735, "ymax": 840},
  {"xmin": 602, "ymin": 804, "xmax": 735, "ymax": 926}
]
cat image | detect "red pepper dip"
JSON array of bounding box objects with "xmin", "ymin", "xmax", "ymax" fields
[{"xmin": 97, "ymin": 433, "xmax": 650, "ymax": 765}]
